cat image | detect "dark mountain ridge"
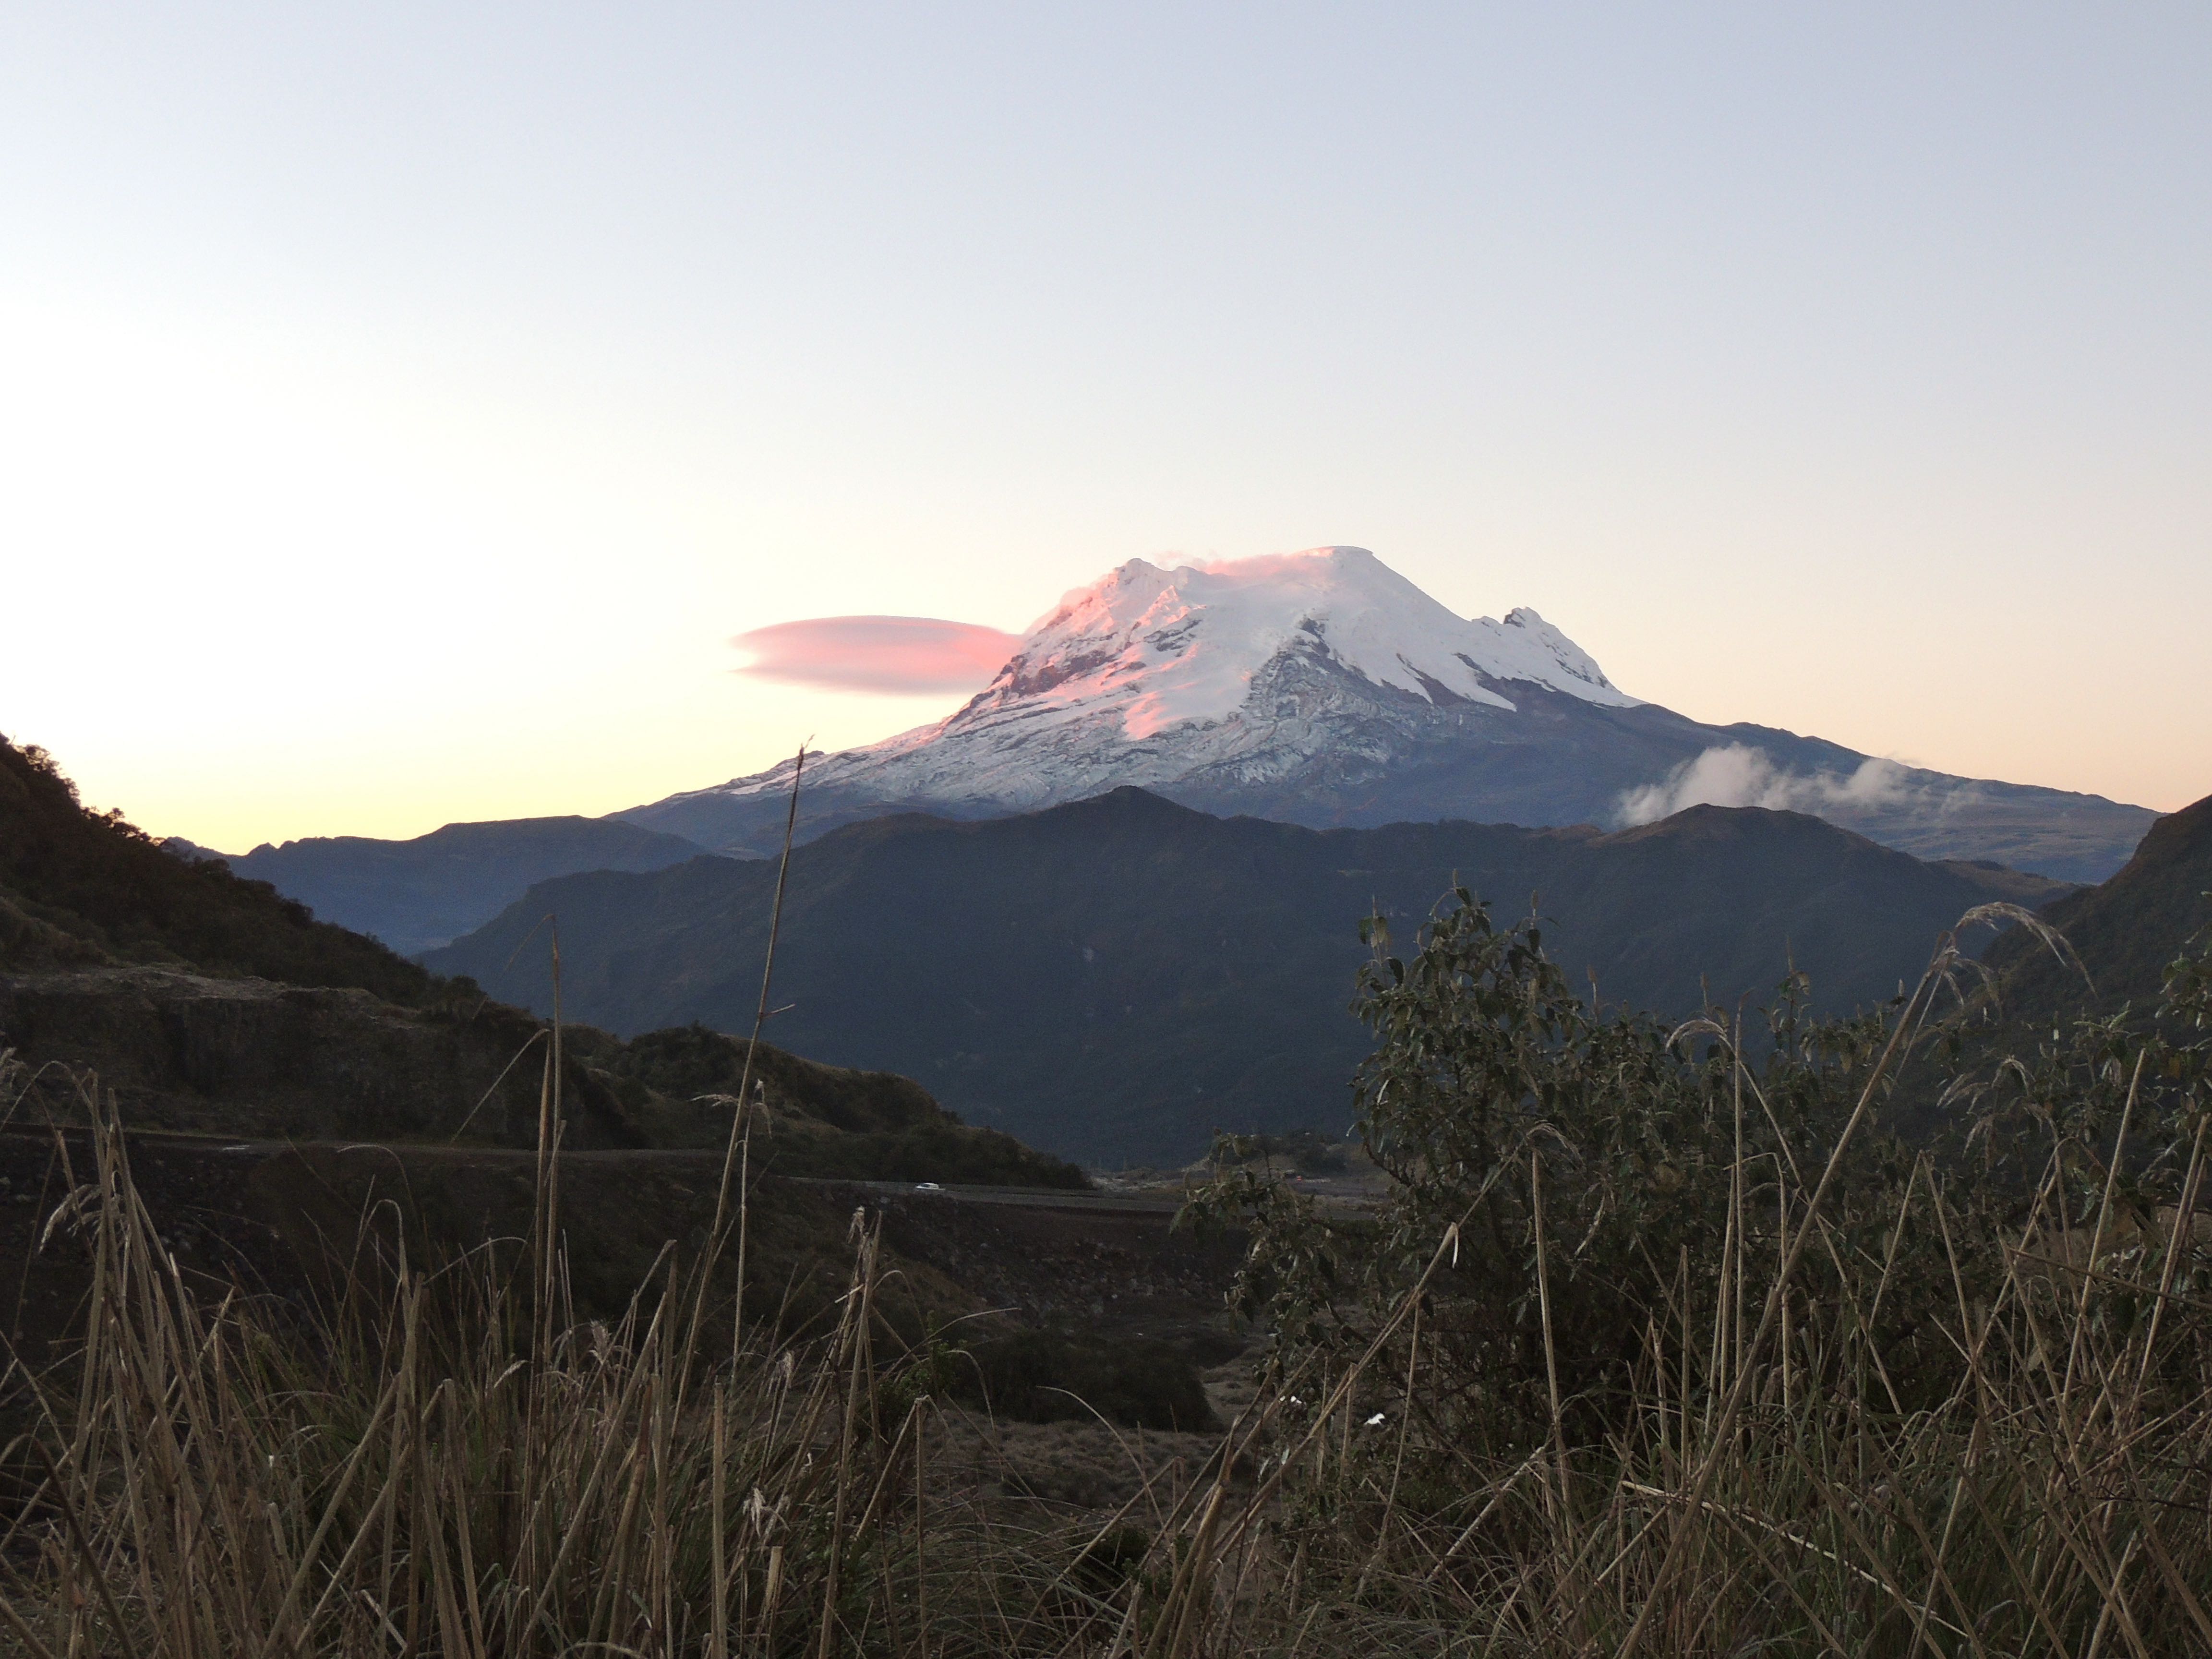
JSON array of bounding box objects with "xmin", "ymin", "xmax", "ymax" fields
[
  {"xmin": 428, "ymin": 786, "xmax": 2070, "ymax": 1164},
  {"xmin": 1982, "ymin": 790, "xmax": 2212, "ymax": 1026},
  {"xmin": 208, "ymin": 815, "xmax": 707, "ymax": 956},
  {"xmin": 0, "ymin": 738, "xmax": 436, "ymax": 1003}
]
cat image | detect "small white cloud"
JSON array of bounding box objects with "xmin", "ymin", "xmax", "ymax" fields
[{"xmin": 1615, "ymin": 744, "xmax": 1921, "ymax": 828}]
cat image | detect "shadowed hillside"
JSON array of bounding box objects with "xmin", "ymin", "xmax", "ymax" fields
[
  {"xmin": 0, "ymin": 733, "xmax": 1082, "ymax": 1184},
  {"xmin": 0, "ymin": 735, "xmax": 437, "ymax": 1002},
  {"xmin": 430, "ymin": 786, "xmax": 2079, "ymax": 1163},
  {"xmin": 212, "ymin": 815, "xmax": 707, "ymax": 955},
  {"xmin": 1981, "ymin": 789, "xmax": 2212, "ymax": 1022}
]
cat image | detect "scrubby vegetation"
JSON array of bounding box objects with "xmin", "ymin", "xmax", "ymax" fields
[
  {"xmin": 1183, "ymin": 889, "xmax": 2212, "ymax": 1653},
  {"xmin": 2, "ymin": 799, "xmax": 2210, "ymax": 1651},
  {"xmin": 0, "ymin": 737, "xmax": 1087, "ymax": 1187},
  {"xmin": 578, "ymin": 1022, "xmax": 1091, "ymax": 1188},
  {"xmin": 955, "ymin": 1328, "xmax": 1218, "ymax": 1433},
  {"xmin": 0, "ymin": 1053, "xmax": 1209, "ymax": 1658},
  {"xmin": 0, "ymin": 733, "xmax": 441, "ymax": 1002}
]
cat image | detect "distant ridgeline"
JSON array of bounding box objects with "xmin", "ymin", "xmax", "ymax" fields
[
  {"xmin": 428, "ymin": 786, "xmax": 2095, "ymax": 1166},
  {"xmin": 0, "ymin": 733, "xmax": 1082, "ymax": 1188},
  {"xmin": 196, "ymin": 817, "xmax": 708, "ymax": 957},
  {"xmin": 208, "ymin": 550, "xmax": 2152, "ymax": 956}
]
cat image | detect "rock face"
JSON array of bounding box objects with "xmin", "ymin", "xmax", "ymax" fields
[{"xmin": 626, "ymin": 547, "xmax": 2153, "ymax": 883}]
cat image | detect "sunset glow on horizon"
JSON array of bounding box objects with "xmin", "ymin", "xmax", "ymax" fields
[{"xmin": 3, "ymin": 6, "xmax": 2207, "ymax": 850}]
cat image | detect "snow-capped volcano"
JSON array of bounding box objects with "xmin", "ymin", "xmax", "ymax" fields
[
  {"xmin": 669, "ymin": 546, "xmax": 1634, "ymax": 815},
  {"xmin": 626, "ymin": 545, "xmax": 2153, "ymax": 884},
  {"xmin": 970, "ymin": 545, "xmax": 1633, "ymax": 740}
]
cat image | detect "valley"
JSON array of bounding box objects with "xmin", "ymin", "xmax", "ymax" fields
[
  {"xmin": 17, "ymin": 12, "xmax": 2209, "ymax": 1645},
  {"xmin": 427, "ymin": 785, "xmax": 2075, "ymax": 1164},
  {"xmin": 2, "ymin": 520, "xmax": 2205, "ymax": 1659}
]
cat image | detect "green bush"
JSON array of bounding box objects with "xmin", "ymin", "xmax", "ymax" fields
[
  {"xmin": 1193, "ymin": 889, "xmax": 1924, "ymax": 1452},
  {"xmin": 1196, "ymin": 890, "xmax": 2212, "ymax": 1455}
]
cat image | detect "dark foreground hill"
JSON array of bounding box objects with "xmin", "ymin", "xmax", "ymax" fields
[
  {"xmin": 1, "ymin": 738, "xmax": 438, "ymax": 1002},
  {"xmin": 0, "ymin": 733, "xmax": 1079, "ymax": 1185},
  {"xmin": 201, "ymin": 816, "xmax": 706, "ymax": 956},
  {"xmin": 428, "ymin": 787, "xmax": 2073, "ymax": 1164},
  {"xmin": 0, "ymin": 735, "xmax": 1243, "ymax": 1439}
]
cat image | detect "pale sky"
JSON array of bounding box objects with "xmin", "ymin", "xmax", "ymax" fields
[{"xmin": 3, "ymin": 4, "xmax": 2207, "ymax": 850}]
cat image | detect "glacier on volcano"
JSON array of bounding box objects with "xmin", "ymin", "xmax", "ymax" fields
[
  {"xmin": 688, "ymin": 545, "xmax": 1635, "ymax": 810},
  {"xmin": 627, "ymin": 544, "xmax": 2152, "ymax": 884},
  {"xmin": 970, "ymin": 545, "xmax": 1634, "ymax": 740}
]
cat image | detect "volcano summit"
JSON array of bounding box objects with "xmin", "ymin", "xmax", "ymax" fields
[{"xmin": 628, "ymin": 547, "xmax": 2150, "ymax": 883}]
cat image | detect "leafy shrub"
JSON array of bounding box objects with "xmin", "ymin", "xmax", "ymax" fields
[
  {"xmin": 1177, "ymin": 890, "xmax": 2212, "ymax": 1652},
  {"xmin": 1192, "ymin": 888, "xmax": 1920, "ymax": 1453}
]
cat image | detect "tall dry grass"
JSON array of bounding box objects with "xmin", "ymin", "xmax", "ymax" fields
[
  {"xmin": 0, "ymin": 949, "xmax": 2208, "ymax": 1654},
  {"xmin": 0, "ymin": 1063, "xmax": 1212, "ymax": 1658},
  {"xmin": 1220, "ymin": 1133, "xmax": 2212, "ymax": 1657}
]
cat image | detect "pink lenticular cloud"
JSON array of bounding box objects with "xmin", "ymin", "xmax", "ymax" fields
[{"xmin": 731, "ymin": 616, "xmax": 1022, "ymax": 695}]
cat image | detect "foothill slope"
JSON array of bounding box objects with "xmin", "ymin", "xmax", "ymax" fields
[{"xmin": 430, "ymin": 785, "xmax": 2075, "ymax": 1164}]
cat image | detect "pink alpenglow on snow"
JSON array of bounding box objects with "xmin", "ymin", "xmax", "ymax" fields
[
  {"xmin": 991, "ymin": 545, "xmax": 1636, "ymax": 740},
  {"xmin": 641, "ymin": 544, "xmax": 2156, "ymax": 886},
  {"xmin": 689, "ymin": 545, "xmax": 1641, "ymax": 814},
  {"xmin": 731, "ymin": 616, "xmax": 1023, "ymax": 696}
]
